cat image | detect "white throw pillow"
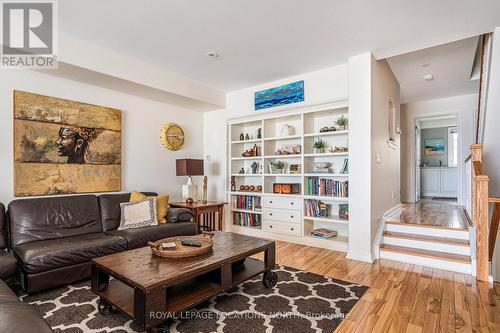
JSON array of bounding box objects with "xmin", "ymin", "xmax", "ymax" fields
[{"xmin": 118, "ymin": 198, "xmax": 158, "ymax": 230}]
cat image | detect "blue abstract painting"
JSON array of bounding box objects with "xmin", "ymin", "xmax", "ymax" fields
[
  {"xmin": 254, "ymin": 80, "xmax": 304, "ymax": 110},
  {"xmin": 424, "ymin": 138, "xmax": 445, "ymax": 156}
]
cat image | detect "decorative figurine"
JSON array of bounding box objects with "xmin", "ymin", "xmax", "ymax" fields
[
  {"xmin": 252, "ymin": 144, "xmax": 258, "ymax": 156},
  {"xmin": 239, "ymin": 168, "xmax": 245, "ymax": 174},
  {"xmin": 230, "ymin": 176, "xmax": 236, "ymax": 191},
  {"xmin": 257, "ymin": 128, "xmax": 262, "ymax": 139},
  {"xmin": 202, "ymin": 176, "xmax": 208, "ymax": 204},
  {"xmin": 257, "ymin": 185, "xmax": 263, "ymax": 192},
  {"xmin": 251, "ymin": 161, "xmax": 258, "ymax": 174},
  {"xmin": 245, "ymin": 133, "xmax": 250, "ymax": 140},
  {"xmin": 240, "ymin": 132, "xmax": 244, "ymax": 141}
]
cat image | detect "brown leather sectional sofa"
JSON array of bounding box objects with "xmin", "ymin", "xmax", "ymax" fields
[
  {"xmin": 0, "ymin": 192, "xmax": 196, "ymax": 332},
  {"xmin": 7, "ymin": 192, "xmax": 196, "ymax": 293}
]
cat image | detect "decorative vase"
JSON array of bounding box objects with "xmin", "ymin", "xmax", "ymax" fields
[
  {"xmin": 280, "ymin": 124, "xmax": 294, "ymax": 137},
  {"xmin": 314, "ymin": 148, "xmax": 325, "ymax": 154}
]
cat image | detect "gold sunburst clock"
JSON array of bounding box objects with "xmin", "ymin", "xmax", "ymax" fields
[{"xmin": 160, "ymin": 123, "xmax": 184, "ymax": 151}]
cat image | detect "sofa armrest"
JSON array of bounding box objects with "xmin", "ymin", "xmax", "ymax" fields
[{"xmin": 167, "ymin": 207, "xmax": 194, "ymax": 223}]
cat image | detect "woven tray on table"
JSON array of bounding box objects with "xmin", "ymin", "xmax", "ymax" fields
[{"xmin": 148, "ymin": 231, "xmax": 214, "ymax": 259}]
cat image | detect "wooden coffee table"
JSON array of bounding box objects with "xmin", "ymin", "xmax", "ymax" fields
[{"xmin": 91, "ymin": 232, "xmax": 276, "ymax": 332}]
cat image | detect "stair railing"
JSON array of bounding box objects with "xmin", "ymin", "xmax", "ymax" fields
[{"xmin": 470, "ymin": 144, "xmax": 500, "ymax": 281}]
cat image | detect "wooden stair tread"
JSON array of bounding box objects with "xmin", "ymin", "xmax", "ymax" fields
[
  {"xmin": 380, "ymin": 244, "xmax": 471, "ymax": 263},
  {"xmin": 383, "ymin": 231, "xmax": 470, "ymax": 246},
  {"xmin": 385, "ymin": 220, "xmax": 468, "ymax": 231}
]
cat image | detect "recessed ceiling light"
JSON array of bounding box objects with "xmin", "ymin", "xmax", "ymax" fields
[
  {"xmin": 423, "ymin": 74, "xmax": 434, "ymax": 81},
  {"xmin": 206, "ymin": 52, "xmax": 219, "ymax": 59},
  {"xmin": 422, "ymin": 63, "xmax": 430, "ymax": 68}
]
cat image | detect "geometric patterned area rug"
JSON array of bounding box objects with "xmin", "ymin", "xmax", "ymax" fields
[{"xmin": 20, "ymin": 265, "xmax": 368, "ymax": 333}]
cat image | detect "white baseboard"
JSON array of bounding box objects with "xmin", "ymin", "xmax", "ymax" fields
[{"xmin": 346, "ymin": 251, "xmax": 373, "ymax": 263}]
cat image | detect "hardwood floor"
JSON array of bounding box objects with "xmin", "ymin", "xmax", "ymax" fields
[
  {"xmin": 387, "ymin": 202, "xmax": 470, "ymax": 230},
  {"xmin": 253, "ymin": 241, "xmax": 500, "ymax": 333}
]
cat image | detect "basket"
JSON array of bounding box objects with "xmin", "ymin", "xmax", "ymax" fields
[{"xmin": 148, "ymin": 231, "xmax": 214, "ymax": 259}]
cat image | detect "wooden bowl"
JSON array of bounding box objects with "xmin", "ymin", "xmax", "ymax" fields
[{"xmin": 148, "ymin": 232, "xmax": 214, "ymax": 259}]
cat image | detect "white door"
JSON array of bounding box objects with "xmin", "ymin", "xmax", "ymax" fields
[{"xmin": 415, "ymin": 125, "xmax": 421, "ymax": 202}]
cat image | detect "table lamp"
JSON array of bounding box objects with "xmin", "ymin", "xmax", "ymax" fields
[{"xmin": 176, "ymin": 159, "xmax": 204, "ymax": 203}]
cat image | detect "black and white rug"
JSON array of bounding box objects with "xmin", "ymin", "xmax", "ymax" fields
[{"xmin": 21, "ymin": 265, "xmax": 368, "ymax": 333}]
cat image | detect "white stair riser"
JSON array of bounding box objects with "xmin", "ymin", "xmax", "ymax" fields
[
  {"xmin": 380, "ymin": 250, "xmax": 472, "ymax": 274},
  {"xmin": 386, "ymin": 223, "xmax": 468, "ymax": 240},
  {"xmin": 383, "ymin": 236, "xmax": 470, "ymax": 256}
]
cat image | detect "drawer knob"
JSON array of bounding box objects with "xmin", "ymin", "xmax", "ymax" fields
[
  {"xmin": 291, "ymin": 228, "xmax": 294, "ymax": 231},
  {"xmin": 270, "ymin": 225, "xmax": 273, "ymax": 228},
  {"xmin": 291, "ymin": 215, "xmax": 294, "ymax": 218},
  {"xmin": 270, "ymin": 200, "xmax": 273, "ymax": 204},
  {"xmin": 290, "ymin": 202, "xmax": 294, "ymax": 205},
  {"xmin": 270, "ymin": 213, "xmax": 273, "ymax": 216}
]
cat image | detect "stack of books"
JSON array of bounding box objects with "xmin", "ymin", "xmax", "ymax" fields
[
  {"xmin": 306, "ymin": 177, "xmax": 349, "ymax": 197},
  {"xmin": 311, "ymin": 228, "xmax": 337, "ymax": 239}
]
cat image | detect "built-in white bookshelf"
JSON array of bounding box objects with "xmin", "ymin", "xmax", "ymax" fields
[{"xmin": 227, "ymin": 101, "xmax": 349, "ymax": 251}]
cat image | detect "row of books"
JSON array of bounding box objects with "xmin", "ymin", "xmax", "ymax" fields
[
  {"xmin": 232, "ymin": 212, "xmax": 261, "ymax": 227},
  {"xmin": 231, "ymin": 195, "xmax": 261, "ymax": 210},
  {"xmin": 304, "ymin": 199, "xmax": 329, "ymax": 217},
  {"xmin": 306, "ymin": 178, "xmax": 348, "ymax": 197}
]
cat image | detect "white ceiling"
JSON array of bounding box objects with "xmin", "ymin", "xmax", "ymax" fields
[
  {"xmin": 387, "ymin": 37, "xmax": 480, "ymax": 103},
  {"xmin": 59, "ymin": 0, "xmax": 500, "ymax": 91}
]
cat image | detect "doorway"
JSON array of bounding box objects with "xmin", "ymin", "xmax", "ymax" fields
[{"xmin": 413, "ymin": 114, "xmax": 462, "ymax": 205}]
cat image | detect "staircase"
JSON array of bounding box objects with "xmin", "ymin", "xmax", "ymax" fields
[{"xmin": 379, "ymin": 219, "xmax": 472, "ymax": 274}]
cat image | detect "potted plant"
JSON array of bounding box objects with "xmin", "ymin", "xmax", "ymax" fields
[
  {"xmin": 273, "ymin": 160, "xmax": 285, "ymax": 174},
  {"xmin": 336, "ymin": 115, "xmax": 348, "ymax": 130},
  {"xmin": 313, "ymin": 139, "xmax": 327, "ymax": 154}
]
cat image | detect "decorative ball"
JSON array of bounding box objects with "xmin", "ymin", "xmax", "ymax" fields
[
  {"xmin": 249, "ymin": 185, "xmax": 255, "ymax": 191},
  {"xmin": 257, "ymin": 185, "xmax": 262, "ymax": 191},
  {"xmin": 244, "ymin": 185, "xmax": 250, "ymax": 191},
  {"xmin": 239, "ymin": 185, "xmax": 245, "ymax": 190}
]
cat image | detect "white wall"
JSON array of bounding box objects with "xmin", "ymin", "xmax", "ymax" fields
[
  {"xmin": 0, "ymin": 70, "xmax": 205, "ymax": 204},
  {"xmin": 370, "ymin": 59, "xmax": 401, "ymax": 254},
  {"xmin": 346, "ymin": 53, "xmax": 373, "ymax": 262},
  {"xmin": 400, "ymin": 93, "xmax": 478, "ymax": 203},
  {"xmin": 483, "ymin": 27, "xmax": 500, "ymax": 281},
  {"xmin": 203, "ymin": 64, "xmax": 349, "ymax": 201}
]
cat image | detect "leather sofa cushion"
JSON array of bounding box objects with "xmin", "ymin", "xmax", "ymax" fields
[
  {"xmin": 0, "ymin": 280, "xmax": 53, "ymax": 333},
  {"xmin": 14, "ymin": 233, "xmax": 127, "ymax": 274},
  {"xmin": 167, "ymin": 207, "xmax": 194, "ymax": 223},
  {"xmin": 0, "ymin": 252, "xmax": 17, "ymax": 280},
  {"xmin": 99, "ymin": 192, "xmax": 158, "ymax": 231},
  {"xmin": 106, "ymin": 222, "xmax": 197, "ymax": 249},
  {"xmin": 0, "ymin": 203, "xmax": 7, "ymax": 249},
  {"xmin": 9, "ymin": 195, "xmax": 102, "ymax": 247}
]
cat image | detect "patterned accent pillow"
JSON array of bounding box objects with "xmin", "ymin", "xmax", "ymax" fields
[{"xmin": 118, "ymin": 198, "xmax": 158, "ymax": 230}]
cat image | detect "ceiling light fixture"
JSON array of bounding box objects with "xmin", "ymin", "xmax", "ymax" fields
[
  {"xmin": 423, "ymin": 74, "xmax": 434, "ymax": 81},
  {"xmin": 206, "ymin": 52, "xmax": 219, "ymax": 59},
  {"xmin": 421, "ymin": 63, "xmax": 430, "ymax": 68}
]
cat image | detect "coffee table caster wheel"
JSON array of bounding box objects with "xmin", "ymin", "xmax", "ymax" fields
[
  {"xmin": 262, "ymin": 270, "xmax": 278, "ymax": 288},
  {"xmin": 97, "ymin": 298, "xmax": 114, "ymax": 315}
]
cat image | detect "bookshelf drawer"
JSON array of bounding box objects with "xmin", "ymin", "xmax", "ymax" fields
[
  {"xmin": 263, "ymin": 209, "xmax": 301, "ymax": 224},
  {"xmin": 262, "ymin": 196, "xmax": 301, "ymax": 210},
  {"xmin": 263, "ymin": 220, "xmax": 301, "ymax": 236}
]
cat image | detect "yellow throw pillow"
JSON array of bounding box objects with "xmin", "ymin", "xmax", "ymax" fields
[{"xmin": 130, "ymin": 191, "xmax": 169, "ymax": 224}]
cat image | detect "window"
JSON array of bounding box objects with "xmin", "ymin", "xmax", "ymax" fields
[{"xmin": 448, "ymin": 127, "xmax": 458, "ymax": 167}]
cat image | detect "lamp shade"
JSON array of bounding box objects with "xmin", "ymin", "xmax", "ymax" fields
[{"xmin": 176, "ymin": 159, "xmax": 204, "ymax": 176}]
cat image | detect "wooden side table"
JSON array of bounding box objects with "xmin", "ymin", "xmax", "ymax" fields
[{"xmin": 169, "ymin": 201, "xmax": 227, "ymax": 231}]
